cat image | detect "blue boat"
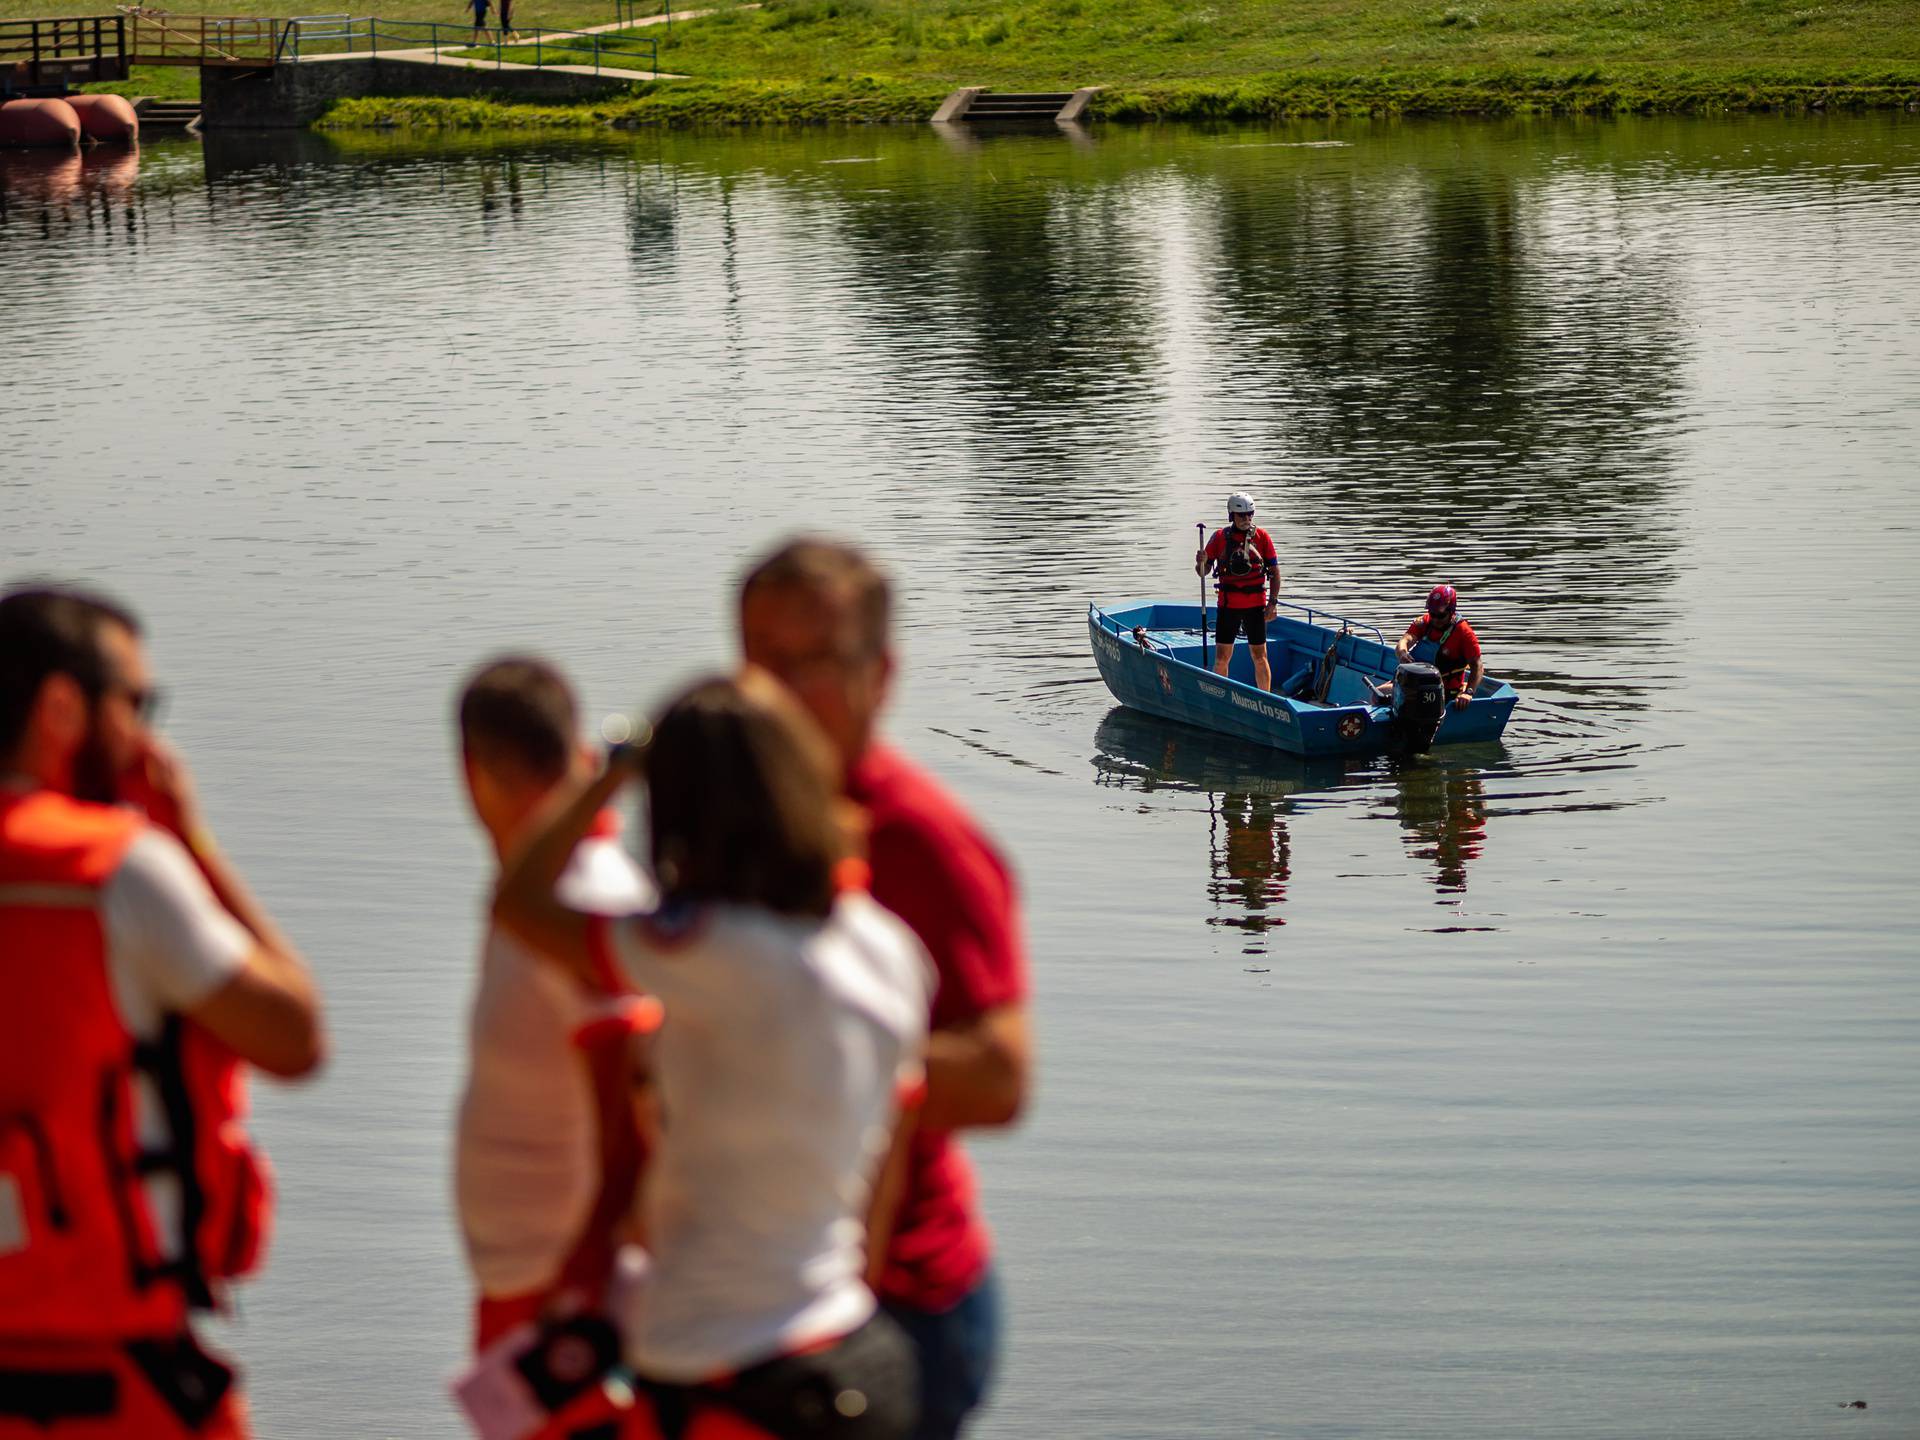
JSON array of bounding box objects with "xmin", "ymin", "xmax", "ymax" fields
[{"xmin": 1088, "ymin": 598, "xmax": 1518, "ymax": 758}]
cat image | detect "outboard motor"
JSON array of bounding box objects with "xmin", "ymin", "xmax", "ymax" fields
[{"xmin": 1390, "ymin": 661, "xmax": 1448, "ymax": 753}]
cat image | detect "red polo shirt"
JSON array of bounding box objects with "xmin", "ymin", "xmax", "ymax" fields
[{"xmin": 847, "ymin": 744, "xmax": 1028, "ymax": 1314}]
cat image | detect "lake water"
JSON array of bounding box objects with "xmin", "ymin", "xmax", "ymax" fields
[{"xmin": 3, "ymin": 112, "xmax": 1917, "ymax": 1438}]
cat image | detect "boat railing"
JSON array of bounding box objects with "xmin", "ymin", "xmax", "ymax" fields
[{"xmin": 1265, "ymin": 598, "xmax": 1387, "ymax": 647}]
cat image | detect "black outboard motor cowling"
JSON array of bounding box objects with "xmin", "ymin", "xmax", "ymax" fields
[{"xmin": 1390, "ymin": 661, "xmax": 1448, "ymax": 753}]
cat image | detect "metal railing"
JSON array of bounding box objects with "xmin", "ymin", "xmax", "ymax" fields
[
  {"xmin": 1268, "ymin": 599, "xmax": 1388, "ymax": 647},
  {"xmin": 277, "ymin": 13, "xmax": 658, "ymax": 73},
  {"xmin": 613, "ymin": 0, "xmax": 667, "ymax": 29}
]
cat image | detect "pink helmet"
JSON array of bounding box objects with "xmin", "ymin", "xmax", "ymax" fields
[{"xmin": 1427, "ymin": 584, "xmax": 1459, "ymax": 617}]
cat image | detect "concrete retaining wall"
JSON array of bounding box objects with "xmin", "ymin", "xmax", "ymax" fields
[{"xmin": 200, "ymin": 56, "xmax": 631, "ymax": 129}]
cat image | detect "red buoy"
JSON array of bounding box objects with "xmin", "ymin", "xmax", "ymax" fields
[
  {"xmin": 66, "ymin": 93, "xmax": 139, "ymax": 143},
  {"xmin": 0, "ymin": 97, "xmax": 82, "ymax": 149}
]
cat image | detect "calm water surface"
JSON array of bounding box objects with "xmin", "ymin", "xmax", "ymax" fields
[{"xmin": 4, "ymin": 113, "xmax": 1918, "ymax": 1438}]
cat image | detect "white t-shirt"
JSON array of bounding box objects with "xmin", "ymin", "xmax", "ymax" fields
[
  {"xmin": 98, "ymin": 828, "xmax": 255, "ymax": 1259},
  {"xmin": 455, "ymin": 835, "xmax": 653, "ymax": 1299},
  {"xmin": 605, "ymin": 892, "xmax": 932, "ymax": 1383}
]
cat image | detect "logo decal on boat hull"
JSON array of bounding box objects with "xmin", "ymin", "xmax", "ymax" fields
[{"xmin": 1338, "ymin": 713, "xmax": 1366, "ymax": 741}]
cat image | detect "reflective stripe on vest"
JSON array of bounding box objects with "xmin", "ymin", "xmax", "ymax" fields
[{"xmin": 0, "ymin": 881, "xmax": 98, "ymax": 908}]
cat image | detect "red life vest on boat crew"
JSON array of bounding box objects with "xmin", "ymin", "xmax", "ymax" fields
[
  {"xmin": 1204, "ymin": 526, "xmax": 1277, "ymax": 607},
  {"xmin": 1406, "ymin": 615, "xmax": 1480, "ymax": 692},
  {"xmin": 0, "ymin": 789, "xmax": 272, "ymax": 1344}
]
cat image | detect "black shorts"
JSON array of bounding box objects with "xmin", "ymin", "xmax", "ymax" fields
[{"xmin": 1214, "ymin": 605, "xmax": 1267, "ymax": 647}]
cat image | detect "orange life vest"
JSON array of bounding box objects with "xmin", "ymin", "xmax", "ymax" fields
[{"xmin": 0, "ymin": 789, "xmax": 271, "ymax": 1344}]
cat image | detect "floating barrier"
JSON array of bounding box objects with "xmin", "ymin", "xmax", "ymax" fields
[
  {"xmin": 66, "ymin": 92, "xmax": 138, "ymax": 142},
  {"xmin": 0, "ymin": 96, "xmax": 82, "ymax": 148}
]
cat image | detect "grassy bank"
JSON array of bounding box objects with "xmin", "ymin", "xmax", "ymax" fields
[
  {"xmin": 324, "ymin": 0, "xmax": 1920, "ymax": 126},
  {"xmin": 6, "ymin": 0, "xmax": 1912, "ymax": 122},
  {"xmin": 320, "ymin": 69, "xmax": 1920, "ymax": 132}
]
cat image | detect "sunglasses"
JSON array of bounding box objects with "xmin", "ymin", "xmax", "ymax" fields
[{"xmin": 99, "ymin": 679, "xmax": 166, "ymax": 725}]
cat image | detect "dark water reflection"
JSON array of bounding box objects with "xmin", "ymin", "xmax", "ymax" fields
[
  {"xmin": 5, "ymin": 114, "xmax": 1919, "ymax": 1440},
  {"xmin": 1094, "ymin": 706, "xmax": 1507, "ymax": 941}
]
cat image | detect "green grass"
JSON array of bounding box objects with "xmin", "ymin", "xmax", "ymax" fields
[
  {"xmin": 625, "ymin": 0, "xmax": 1920, "ymax": 90},
  {"xmin": 6, "ymin": 0, "xmax": 1913, "ymax": 120},
  {"xmin": 367, "ymin": 0, "xmax": 1920, "ymax": 123}
]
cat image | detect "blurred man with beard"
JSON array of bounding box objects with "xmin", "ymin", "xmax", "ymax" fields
[{"xmin": 0, "ymin": 585, "xmax": 324, "ymax": 1439}]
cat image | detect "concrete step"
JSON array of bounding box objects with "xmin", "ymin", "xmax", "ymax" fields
[
  {"xmin": 931, "ymin": 86, "xmax": 1102, "ymax": 123},
  {"xmin": 134, "ymin": 97, "xmax": 203, "ymax": 127}
]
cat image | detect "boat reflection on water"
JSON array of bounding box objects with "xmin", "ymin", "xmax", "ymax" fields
[
  {"xmin": 1092, "ymin": 707, "xmax": 1343, "ymax": 951},
  {"xmin": 1093, "ymin": 706, "xmax": 1508, "ymax": 946},
  {"xmin": 1388, "ymin": 759, "xmax": 1489, "ymax": 897},
  {"xmin": 1208, "ymin": 789, "xmax": 1294, "ymax": 945}
]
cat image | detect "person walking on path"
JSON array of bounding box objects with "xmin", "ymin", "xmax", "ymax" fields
[
  {"xmin": 453, "ymin": 656, "xmax": 656, "ymax": 1353},
  {"xmin": 467, "ymin": 0, "xmax": 491, "ymax": 42},
  {"xmin": 739, "ymin": 538, "xmax": 1033, "ymax": 1440},
  {"xmin": 496, "ymin": 0, "xmax": 514, "ymax": 38},
  {"xmin": 1195, "ymin": 491, "xmax": 1282, "ymax": 691},
  {"xmin": 493, "ymin": 670, "xmax": 932, "ymax": 1439},
  {"xmin": 0, "ymin": 586, "xmax": 324, "ymax": 1440},
  {"xmin": 1396, "ymin": 584, "xmax": 1483, "ymax": 709}
]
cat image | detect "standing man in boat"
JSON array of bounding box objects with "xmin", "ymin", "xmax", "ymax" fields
[
  {"xmin": 1195, "ymin": 492, "xmax": 1282, "ymax": 691},
  {"xmin": 452, "ymin": 656, "xmax": 656, "ymax": 1353},
  {"xmin": 739, "ymin": 539, "xmax": 1032, "ymax": 1440},
  {"xmin": 0, "ymin": 585, "xmax": 325, "ymax": 1439},
  {"xmin": 1396, "ymin": 584, "xmax": 1484, "ymax": 709}
]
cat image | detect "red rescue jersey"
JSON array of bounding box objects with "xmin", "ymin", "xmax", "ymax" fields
[
  {"xmin": 1406, "ymin": 615, "xmax": 1481, "ymax": 691},
  {"xmin": 1203, "ymin": 526, "xmax": 1277, "ymax": 609},
  {"xmin": 848, "ymin": 746, "xmax": 1028, "ymax": 1314}
]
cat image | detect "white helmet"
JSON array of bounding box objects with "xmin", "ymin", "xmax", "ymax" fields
[{"xmin": 1226, "ymin": 492, "xmax": 1256, "ymax": 517}]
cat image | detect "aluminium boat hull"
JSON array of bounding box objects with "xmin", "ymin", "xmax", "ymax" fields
[{"xmin": 1089, "ymin": 599, "xmax": 1517, "ymax": 758}]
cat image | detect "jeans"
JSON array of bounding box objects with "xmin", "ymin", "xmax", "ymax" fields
[{"xmin": 882, "ymin": 1267, "xmax": 1001, "ymax": 1440}]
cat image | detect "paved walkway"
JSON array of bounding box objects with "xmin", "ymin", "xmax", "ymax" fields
[{"xmin": 301, "ymin": 3, "xmax": 757, "ymax": 80}]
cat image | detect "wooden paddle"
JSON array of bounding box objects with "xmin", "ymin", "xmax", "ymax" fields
[{"xmin": 1196, "ymin": 522, "xmax": 1209, "ymax": 668}]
